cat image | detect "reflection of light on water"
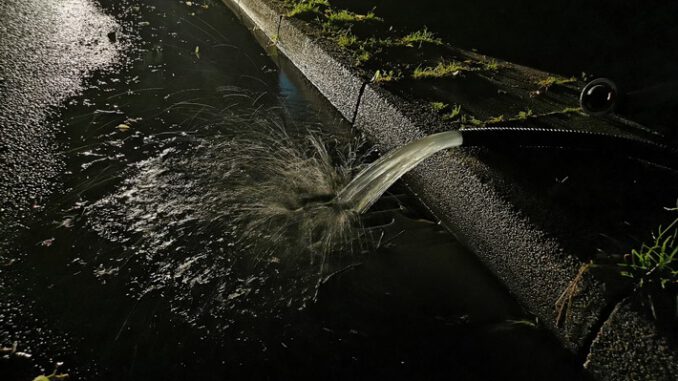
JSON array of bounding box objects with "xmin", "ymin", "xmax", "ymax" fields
[
  {"xmin": 80, "ymin": 108, "xmax": 464, "ymax": 330},
  {"xmin": 278, "ymin": 71, "xmax": 303, "ymax": 107},
  {"xmin": 0, "ymin": 0, "xmax": 121, "ymax": 246},
  {"xmin": 84, "ymin": 119, "xmax": 368, "ymax": 328},
  {"xmin": 1, "ymin": 0, "xmax": 120, "ymax": 103}
]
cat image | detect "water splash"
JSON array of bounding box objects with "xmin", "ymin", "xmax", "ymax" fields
[
  {"xmin": 67, "ymin": 71, "xmax": 463, "ymax": 327},
  {"xmin": 223, "ymin": 127, "xmax": 363, "ymax": 256},
  {"xmin": 84, "ymin": 119, "xmax": 370, "ymax": 324},
  {"xmin": 337, "ymin": 131, "xmax": 463, "ymax": 213},
  {"xmin": 76, "ymin": 102, "xmax": 463, "ymax": 327}
]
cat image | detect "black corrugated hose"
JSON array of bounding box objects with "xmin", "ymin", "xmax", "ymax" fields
[{"xmin": 460, "ymin": 127, "xmax": 678, "ymax": 169}]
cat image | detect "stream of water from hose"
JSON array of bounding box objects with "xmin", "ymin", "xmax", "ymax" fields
[{"xmin": 337, "ymin": 131, "xmax": 463, "ymax": 214}]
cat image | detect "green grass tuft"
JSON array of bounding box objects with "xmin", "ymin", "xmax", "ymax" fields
[
  {"xmin": 486, "ymin": 115, "xmax": 506, "ymax": 124},
  {"xmin": 337, "ymin": 33, "xmax": 358, "ymax": 48},
  {"xmin": 443, "ymin": 104, "xmax": 462, "ymax": 121},
  {"xmin": 326, "ymin": 9, "xmax": 381, "ymax": 23},
  {"xmin": 516, "ymin": 109, "xmax": 534, "ymax": 120},
  {"xmin": 287, "ymin": 0, "xmax": 329, "ymax": 17},
  {"xmin": 483, "ymin": 59, "xmax": 501, "ymax": 71},
  {"xmin": 355, "ymin": 49, "xmax": 371, "ymax": 65},
  {"xmin": 536, "ymin": 75, "xmax": 577, "ymax": 89},
  {"xmin": 373, "ymin": 69, "xmax": 397, "ymax": 83},
  {"xmin": 413, "ymin": 61, "xmax": 470, "ymax": 79},
  {"xmin": 460, "ymin": 114, "xmax": 483, "ymax": 126},
  {"xmin": 400, "ymin": 28, "xmax": 443, "ymax": 47},
  {"xmin": 557, "ymin": 207, "xmax": 678, "ymax": 325},
  {"xmin": 430, "ymin": 102, "xmax": 462, "ymax": 121},
  {"xmin": 429, "ymin": 101, "xmax": 448, "ymax": 112},
  {"xmin": 619, "ymin": 215, "xmax": 678, "ymax": 290}
]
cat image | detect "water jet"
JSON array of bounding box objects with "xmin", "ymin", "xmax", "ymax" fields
[{"xmin": 338, "ymin": 127, "xmax": 678, "ymax": 214}]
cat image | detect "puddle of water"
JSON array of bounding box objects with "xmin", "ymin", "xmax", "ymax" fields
[{"xmin": 0, "ymin": 0, "xmax": 586, "ymax": 380}]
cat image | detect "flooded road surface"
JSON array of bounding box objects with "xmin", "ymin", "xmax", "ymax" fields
[
  {"xmin": 0, "ymin": 0, "xmax": 120, "ymax": 253},
  {"xmin": 1, "ymin": 1, "xmax": 587, "ymax": 380}
]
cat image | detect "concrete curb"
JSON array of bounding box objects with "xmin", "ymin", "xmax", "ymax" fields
[
  {"xmin": 277, "ymin": 16, "xmax": 365, "ymax": 122},
  {"xmin": 584, "ymin": 298, "xmax": 678, "ymax": 380},
  {"xmin": 354, "ymin": 83, "xmax": 608, "ymax": 352},
  {"xmin": 221, "ymin": 0, "xmax": 677, "ymax": 378},
  {"xmin": 223, "ymin": 0, "xmax": 603, "ymax": 354}
]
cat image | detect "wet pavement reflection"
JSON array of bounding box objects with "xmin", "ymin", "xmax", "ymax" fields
[{"xmin": 1, "ymin": 1, "xmax": 586, "ymax": 380}]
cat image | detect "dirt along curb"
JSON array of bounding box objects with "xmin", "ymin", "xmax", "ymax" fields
[{"xmin": 221, "ymin": 0, "xmax": 677, "ymax": 379}]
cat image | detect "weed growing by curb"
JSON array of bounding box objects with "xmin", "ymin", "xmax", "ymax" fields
[
  {"xmin": 287, "ymin": 0, "xmax": 329, "ymax": 17},
  {"xmin": 443, "ymin": 104, "xmax": 462, "ymax": 121},
  {"xmin": 556, "ymin": 206, "xmax": 678, "ymax": 326},
  {"xmin": 326, "ymin": 9, "xmax": 381, "ymax": 24},
  {"xmin": 516, "ymin": 109, "xmax": 534, "ymax": 120},
  {"xmin": 413, "ymin": 61, "xmax": 470, "ymax": 79},
  {"xmin": 535, "ymin": 75, "xmax": 577, "ymax": 90},
  {"xmin": 373, "ymin": 69, "xmax": 398, "ymax": 83},
  {"xmin": 400, "ymin": 28, "xmax": 443, "ymax": 47},
  {"xmin": 619, "ymin": 214, "xmax": 678, "ymax": 290},
  {"xmin": 337, "ymin": 33, "xmax": 358, "ymax": 48}
]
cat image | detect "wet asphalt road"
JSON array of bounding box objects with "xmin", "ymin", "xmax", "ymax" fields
[
  {"xmin": 0, "ymin": 1, "xmax": 592, "ymax": 380},
  {"xmin": 0, "ymin": 0, "xmax": 120, "ymax": 253}
]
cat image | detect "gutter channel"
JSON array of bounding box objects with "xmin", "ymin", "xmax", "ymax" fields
[{"xmin": 222, "ymin": 2, "xmax": 678, "ymax": 379}]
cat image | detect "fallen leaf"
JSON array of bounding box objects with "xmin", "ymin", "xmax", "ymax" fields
[{"xmin": 116, "ymin": 123, "xmax": 130, "ymax": 132}]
